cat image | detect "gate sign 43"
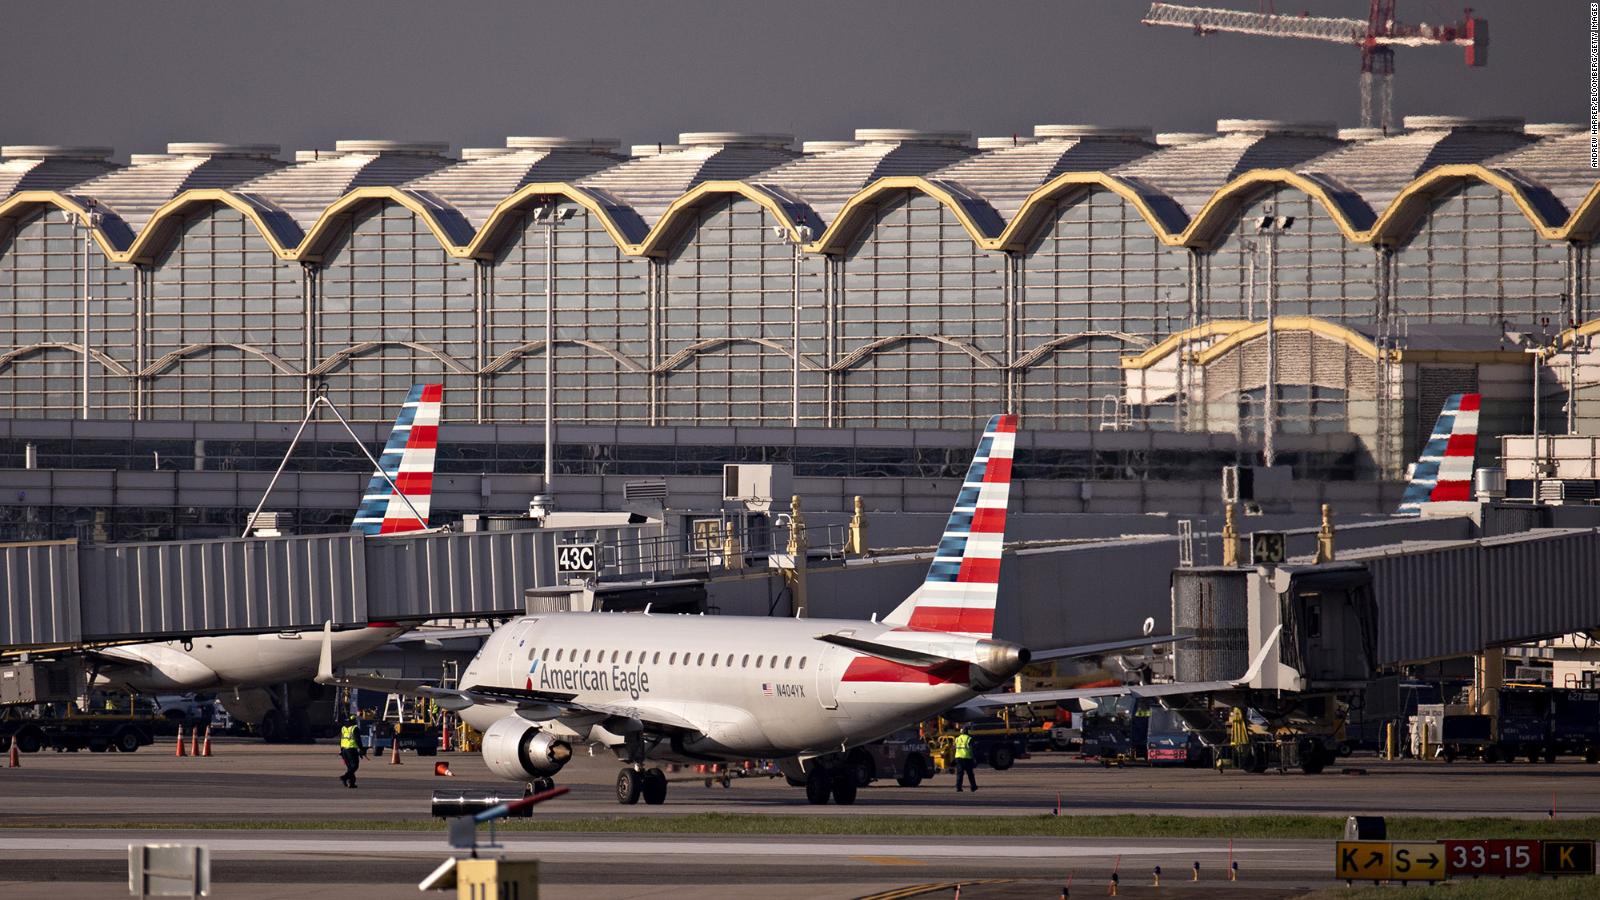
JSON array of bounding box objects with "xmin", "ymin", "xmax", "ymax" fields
[
  {"xmin": 1443, "ymin": 840, "xmax": 1540, "ymax": 877},
  {"xmin": 557, "ymin": 543, "xmax": 598, "ymax": 575}
]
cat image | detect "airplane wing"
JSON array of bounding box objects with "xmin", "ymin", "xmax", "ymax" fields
[
  {"xmin": 313, "ymin": 623, "xmax": 698, "ymax": 731},
  {"xmin": 961, "ymin": 626, "xmax": 1281, "ymax": 710},
  {"xmin": 1028, "ymin": 634, "xmax": 1189, "ymax": 662}
]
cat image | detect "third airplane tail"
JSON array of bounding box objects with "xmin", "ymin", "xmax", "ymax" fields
[
  {"xmin": 881, "ymin": 413, "xmax": 1018, "ymax": 638},
  {"xmin": 1396, "ymin": 392, "xmax": 1480, "ymax": 516},
  {"xmin": 351, "ymin": 383, "xmax": 442, "ymax": 535}
]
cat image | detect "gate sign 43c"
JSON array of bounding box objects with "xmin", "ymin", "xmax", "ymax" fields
[
  {"xmin": 1443, "ymin": 840, "xmax": 1540, "ymax": 877},
  {"xmin": 556, "ymin": 543, "xmax": 598, "ymax": 574}
]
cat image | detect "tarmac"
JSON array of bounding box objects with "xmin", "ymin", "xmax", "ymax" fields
[{"xmin": 1, "ymin": 738, "xmax": 1597, "ymax": 897}]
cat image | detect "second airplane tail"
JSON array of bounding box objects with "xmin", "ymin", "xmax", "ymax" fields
[
  {"xmin": 881, "ymin": 413, "xmax": 1018, "ymax": 638},
  {"xmin": 1396, "ymin": 392, "xmax": 1480, "ymax": 516},
  {"xmin": 352, "ymin": 383, "xmax": 442, "ymax": 535}
]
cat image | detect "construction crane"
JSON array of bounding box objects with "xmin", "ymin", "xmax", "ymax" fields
[{"xmin": 1141, "ymin": 2, "xmax": 1488, "ymax": 131}]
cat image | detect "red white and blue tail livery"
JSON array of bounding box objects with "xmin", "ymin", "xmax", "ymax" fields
[
  {"xmin": 883, "ymin": 413, "xmax": 1017, "ymax": 638},
  {"xmin": 1397, "ymin": 392, "xmax": 1480, "ymax": 516},
  {"xmin": 351, "ymin": 383, "xmax": 441, "ymax": 535}
]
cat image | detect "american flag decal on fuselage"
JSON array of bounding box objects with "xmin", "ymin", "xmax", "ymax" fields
[
  {"xmin": 883, "ymin": 413, "xmax": 1017, "ymax": 639},
  {"xmin": 1396, "ymin": 392, "xmax": 1480, "ymax": 516},
  {"xmin": 351, "ymin": 383, "xmax": 441, "ymax": 536}
]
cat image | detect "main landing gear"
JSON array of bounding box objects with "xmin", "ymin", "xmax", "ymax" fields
[
  {"xmin": 527, "ymin": 776, "xmax": 557, "ymax": 795},
  {"xmin": 615, "ymin": 766, "xmax": 668, "ymax": 805},
  {"xmin": 803, "ymin": 766, "xmax": 857, "ymax": 805}
]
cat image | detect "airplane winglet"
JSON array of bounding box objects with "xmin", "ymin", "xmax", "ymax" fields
[
  {"xmin": 1234, "ymin": 624, "xmax": 1282, "ymax": 686},
  {"xmin": 316, "ymin": 621, "xmax": 334, "ymax": 685}
]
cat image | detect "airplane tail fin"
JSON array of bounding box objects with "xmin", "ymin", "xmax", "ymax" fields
[
  {"xmin": 882, "ymin": 413, "xmax": 1018, "ymax": 637},
  {"xmin": 351, "ymin": 383, "xmax": 441, "ymax": 535},
  {"xmin": 1396, "ymin": 392, "xmax": 1480, "ymax": 516}
]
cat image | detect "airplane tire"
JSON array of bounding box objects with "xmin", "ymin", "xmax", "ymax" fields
[
  {"xmin": 831, "ymin": 773, "xmax": 858, "ymax": 805},
  {"xmin": 616, "ymin": 769, "xmax": 643, "ymax": 805},
  {"xmin": 847, "ymin": 749, "xmax": 875, "ymax": 787},
  {"xmin": 258, "ymin": 712, "xmax": 284, "ymax": 744},
  {"xmin": 642, "ymin": 769, "xmax": 668, "ymax": 805},
  {"xmin": 804, "ymin": 771, "xmax": 832, "ymax": 805},
  {"xmin": 15, "ymin": 730, "xmax": 42, "ymax": 754}
]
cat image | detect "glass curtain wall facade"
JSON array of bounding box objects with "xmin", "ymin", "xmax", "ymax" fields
[
  {"xmin": 1018, "ymin": 189, "xmax": 1189, "ymax": 429},
  {"xmin": 0, "ymin": 210, "xmax": 134, "ymax": 418},
  {"xmin": 837, "ymin": 193, "xmax": 1005, "ymax": 428},
  {"xmin": 1205, "ymin": 187, "xmax": 1378, "ymax": 323},
  {"xmin": 314, "ymin": 203, "xmax": 475, "ymax": 421},
  {"xmin": 148, "ymin": 205, "xmax": 305, "ymax": 420},
  {"xmin": 488, "ymin": 202, "xmax": 649, "ymax": 424}
]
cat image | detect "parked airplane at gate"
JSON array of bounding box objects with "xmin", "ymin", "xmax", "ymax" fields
[
  {"xmin": 91, "ymin": 384, "xmax": 443, "ymax": 733},
  {"xmin": 319, "ymin": 414, "xmax": 1274, "ymax": 805}
]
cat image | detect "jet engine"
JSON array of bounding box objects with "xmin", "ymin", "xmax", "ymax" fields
[{"xmin": 481, "ymin": 716, "xmax": 573, "ymax": 781}]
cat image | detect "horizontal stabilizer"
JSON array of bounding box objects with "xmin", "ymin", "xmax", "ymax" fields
[
  {"xmin": 813, "ymin": 633, "xmax": 962, "ymax": 668},
  {"xmin": 966, "ymin": 626, "xmax": 1280, "ymax": 710},
  {"xmin": 1029, "ymin": 633, "xmax": 1189, "ymax": 663}
]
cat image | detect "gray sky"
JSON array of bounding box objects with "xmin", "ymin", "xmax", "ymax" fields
[{"xmin": 0, "ymin": 1, "xmax": 1580, "ymax": 158}]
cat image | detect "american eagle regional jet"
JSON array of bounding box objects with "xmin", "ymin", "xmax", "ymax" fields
[
  {"xmin": 90, "ymin": 385, "xmax": 443, "ymax": 709},
  {"xmin": 319, "ymin": 414, "xmax": 1274, "ymax": 805}
]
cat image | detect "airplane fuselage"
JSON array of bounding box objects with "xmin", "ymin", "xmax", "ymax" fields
[
  {"xmin": 457, "ymin": 612, "xmax": 1005, "ymax": 761},
  {"xmin": 95, "ymin": 626, "xmax": 407, "ymax": 693}
]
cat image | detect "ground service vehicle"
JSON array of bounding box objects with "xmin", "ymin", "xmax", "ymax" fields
[
  {"xmin": 1494, "ymin": 687, "xmax": 1600, "ymax": 762},
  {"xmin": 849, "ymin": 728, "xmax": 934, "ymax": 787},
  {"xmin": 0, "ymin": 707, "xmax": 157, "ymax": 754}
]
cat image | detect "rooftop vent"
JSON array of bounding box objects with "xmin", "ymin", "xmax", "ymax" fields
[
  {"xmin": 1, "ymin": 145, "xmax": 113, "ymax": 161},
  {"xmin": 333, "ymin": 140, "xmax": 451, "ymax": 156},
  {"xmin": 505, "ymin": 136, "xmax": 620, "ymax": 153},
  {"xmin": 1033, "ymin": 125, "xmax": 1154, "ymax": 142},
  {"xmin": 853, "ymin": 129, "xmax": 970, "ymax": 146},
  {"xmin": 677, "ymin": 132, "xmax": 793, "ymax": 149},
  {"xmin": 1524, "ymin": 123, "xmax": 1585, "ymax": 137},
  {"xmin": 630, "ymin": 143, "xmax": 687, "ymax": 157},
  {"xmin": 1336, "ymin": 128, "xmax": 1391, "ymax": 141},
  {"xmin": 1155, "ymin": 132, "xmax": 1213, "ymax": 147},
  {"xmin": 165, "ymin": 143, "xmax": 280, "ymax": 159},
  {"xmin": 801, "ymin": 140, "xmax": 865, "ymax": 154},
  {"xmin": 1216, "ymin": 119, "xmax": 1336, "ymax": 138},
  {"xmin": 977, "ymin": 136, "xmax": 1041, "ymax": 150},
  {"xmin": 1401, "ymin": 116, "xmax": 1524, "ymax": 134}
]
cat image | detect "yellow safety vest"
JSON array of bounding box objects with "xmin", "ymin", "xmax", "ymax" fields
[
  {"xmin": 953, "ymin": 733, "xmax": 974, "ymax": 760},
  {"xmin": 340, "ymin": 724, "xmax": 359, "ymax": 750}
]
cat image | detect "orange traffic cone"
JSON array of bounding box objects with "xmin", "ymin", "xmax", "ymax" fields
[
  {"xmin": 200, "ymin": 726, "xmax": 213, "ymax": 758},
  {"xmin": 175, "ymin": 726, "xmax": 187, "ymax": 757},
  {"xmin": 434, "ymin": 761, "xmax": 452, "ymax": 777},
  {"xmin": 389, "ymin": 739, "xmax": 401, "ymax": 765},
  {"xmin": 8, "ymin": 742, "xmax": 19, "ymax": 767},
  {"xmin": 190, "ymin": 726, "xmax": 200, "ymax": 757}
]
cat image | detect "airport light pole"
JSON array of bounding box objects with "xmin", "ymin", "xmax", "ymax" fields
[
  {"xmin": 1253, "ymin": 208, "xmax": 1294, "ymax": 468},
  {"xmin": 60, "ymin": 209, "xmax": 103, "ymax": 418},
  {"xmin": 532, "ymin": 203, "xmax": 574, "ymax": 492},
  {"xmin": 773, "ymin": 224, "xmax": 814, "ymax": 427}
]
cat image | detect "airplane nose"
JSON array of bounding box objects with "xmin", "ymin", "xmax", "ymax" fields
[{"xmin": 975, "ymin": 640, "xmax": 1031, "ymax": 679}]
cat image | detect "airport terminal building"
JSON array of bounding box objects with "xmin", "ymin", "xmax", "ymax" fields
[{"xmin": 0, "ymin": 117, "xmax": 1596, "ymax": 538}]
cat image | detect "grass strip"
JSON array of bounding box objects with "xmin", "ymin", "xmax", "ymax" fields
[
  {"xmin": 5, "ymin": 813, "xmax": 1600, "ymax": 840},
  {"xmin": 1303, "ymin": 875, "xmax": 1600, "ymax": 900}
]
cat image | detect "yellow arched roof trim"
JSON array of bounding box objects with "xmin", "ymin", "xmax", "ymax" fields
[
  {"xmin": 809, "ymin": 177, "xmax": 997, "ymax": 255},
  {"xmin": 1119, "ymin": 321, "xmax": 1252, "ymax": 370},
  {"xmin": 638, "ymin": 182, "xmax": 808, "ymax": 256},
  {"xmin": 1370, "ymin": 165, "xmax": 1566, "ymax": 244},
  {"xmin": 464, "ymin": 183, "xmax": 638, "ymax": 258},
  {"xmin": 124, "ymin": 190, "xmax": 298, "ymax": 262},
  {"xmin": 1565, "ymin": 181, "xmax": 1600, "ymax": 243},
  {"xmin": 0, "ymin": 192, "xmax": 127, "ymax": 260},
  {"xmin": 297, "ymin": 187, "xmax": 467, "ymax": 261},
  {"xmin": 996, "ymin": 173, "xmax": 1189, "ymax": 250},
  {"xmin": 1190, "ymin": 317, "xmax": 1380, "ymax": 366},
  {"xmin": 1179, "ymin": 170, "xmax": 1369, "ymax": 248}
]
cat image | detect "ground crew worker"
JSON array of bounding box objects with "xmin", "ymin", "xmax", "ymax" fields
[
  {"xmin": 954, "ymin": 724, "xmax": 978, "ymax": 793},
  {"xmin": 338, "ymin": 717, "xmax": 363, "ymax": 789}
]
